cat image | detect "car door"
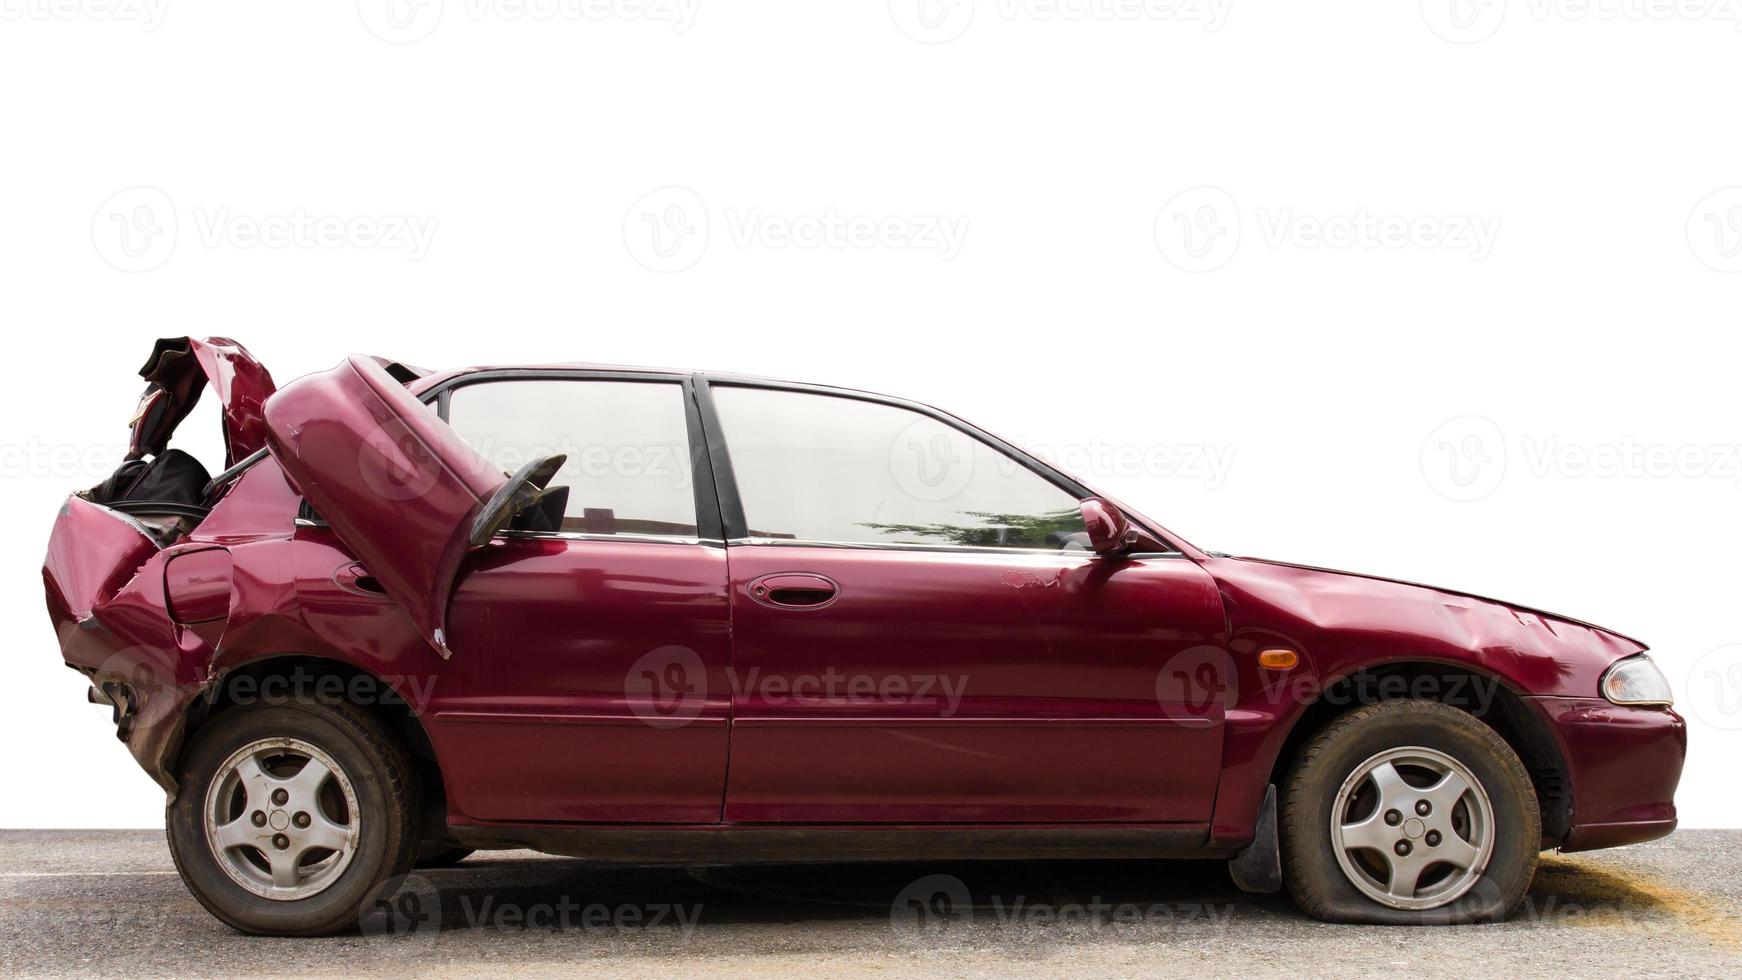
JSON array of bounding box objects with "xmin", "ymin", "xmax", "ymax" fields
[
  {"xmin": 701, "ymin": 381, "xmax": 1231, "ymax": 824},
  {"xmin": 267, "ymin": 360, "xmax": 733, "ymax": 824}
]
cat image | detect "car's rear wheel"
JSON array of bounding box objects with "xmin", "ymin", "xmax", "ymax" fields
[
  {"xmin": 166, "ymin": 696, "xmax": 418, "ymax": 935},
  {"xmin": 1280, "ymin": 698, "xmax": 1539, "ymax": 924}
]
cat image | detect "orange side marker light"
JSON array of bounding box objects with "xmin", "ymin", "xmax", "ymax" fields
[{"xmin": 1258, "ymin": 649, "xmax": 1298, "ymax": 670}]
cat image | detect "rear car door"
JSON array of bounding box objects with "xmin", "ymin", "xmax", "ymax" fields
[
  {"xmin": 430, "ymin": 373, "xmax": 732, "ymax": 823},
  {"xmin": 701, "ymin": 382, "xmax": 1230, "ymax": 824},
  {"xmin": 267, "ymin": 362, "xmax": 732, "ymax": 823}
]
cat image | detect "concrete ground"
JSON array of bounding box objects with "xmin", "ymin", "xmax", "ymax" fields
[{"xmin": 1, "ymin": 829, "xmax": 1738, "ymax": 978}]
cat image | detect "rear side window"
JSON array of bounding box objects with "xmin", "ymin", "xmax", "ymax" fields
[
  {"xmin": 447, "ymin": 379, "xmax": 698, "ymax": 537},
  {"xmin": 711, "ymin": 386, "xmax": 1086, "ymax": 550}
]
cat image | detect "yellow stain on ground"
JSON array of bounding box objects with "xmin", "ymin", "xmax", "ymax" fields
[{"xmin": 1530, "ymin": 855, "xmax": 1742, "ymax": 950}]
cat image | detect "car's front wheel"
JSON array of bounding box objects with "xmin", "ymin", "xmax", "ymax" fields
[
  {"xmin": 166, "ymin": 695, "xmax": 418, "ymax": 935},
  {"xmin": 1280, "ymin": 698, "xmax": 1540, "ymax": 924}
]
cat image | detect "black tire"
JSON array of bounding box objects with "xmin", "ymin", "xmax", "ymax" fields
[
  {"xmin": 1280, "ymin": 699, "xmax": 1539, "ymax": 925},
  {"xmin": 166, "ymin": 696, "xmax": 419, "ymax": 936},
  {"xmin": 414, "ymin": 844, "xmax": 475, "ymax": 869}
]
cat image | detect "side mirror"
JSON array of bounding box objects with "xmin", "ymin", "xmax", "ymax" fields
[
  {"xmin": 469, "ymin": 454, "xmax": 567, "ymax": 547},
  {"xmin": 1080, "ymin": 497, "xmax": 1137, "ymax": 556}
]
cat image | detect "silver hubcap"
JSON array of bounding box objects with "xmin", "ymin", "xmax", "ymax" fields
[
  {"xmin": 1329, "ymin": 746, "xmax": 1494, "ymax": 910},
  {"xmin": 203, "ymin": 737, "xmax": 360, "ymax": 901}
]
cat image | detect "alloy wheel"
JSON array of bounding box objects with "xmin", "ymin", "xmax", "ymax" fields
[
  {"xmin": 1329, "ymin": 745, "xmax": 1495, "ymax": 911},
  {"xmin": 202, "ymin": 737, "xmax": 361, "ymax": 901}
]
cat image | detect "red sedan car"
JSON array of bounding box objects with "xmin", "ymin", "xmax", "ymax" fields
[{"xmin": 44, "ymin": 338, "xmax": 1685, "ymax": 935}]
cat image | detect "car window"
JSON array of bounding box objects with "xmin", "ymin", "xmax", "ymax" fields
[
  {"xmin": 447, "ymin": 379, "xmax": 698, "ymax": 537},
  {"xmin": 711, "ymin": 386, "xmax": 1087, "ymax": 550}
]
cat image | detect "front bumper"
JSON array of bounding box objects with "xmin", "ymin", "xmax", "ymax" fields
[{"xmin": 1527, "ymin": 696, "xmax": 1686, "ymax": 852}]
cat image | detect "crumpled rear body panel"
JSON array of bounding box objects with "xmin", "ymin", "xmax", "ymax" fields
[
  {"xmin": 43, "ymin": 497, "xmax": 159, "ymax": 625},
  {"xmin": 45, "ymin": 459, "xmax": 342, "ymax": 792}
]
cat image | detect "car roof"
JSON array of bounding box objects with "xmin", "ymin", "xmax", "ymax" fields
[{"xmin": 406, "ymin": 362, "xmax": 900, "ymax": 403}]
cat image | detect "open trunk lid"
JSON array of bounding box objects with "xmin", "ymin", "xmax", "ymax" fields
[
  {"xmin": 131, "ymin": 337, "xmax": 277, "ymax": 467},
  {"xmin": 262, "ymin": 356, "xmax": 509, "ymax": 657}
]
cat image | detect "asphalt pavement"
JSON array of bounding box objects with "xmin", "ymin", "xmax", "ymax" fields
[{"xmin": 2, "ymin": 829, "xmax": 1738, "ymax": 978}]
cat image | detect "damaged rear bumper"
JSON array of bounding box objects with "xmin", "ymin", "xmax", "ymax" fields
[{"xmin": 44, "ymin": 495, "xmax": 214, "ymax": 794}]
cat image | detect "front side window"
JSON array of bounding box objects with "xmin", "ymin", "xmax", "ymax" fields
[
  {"xmin": 711, "ymin": 386, "xmax": 1086, "ymax": 550},
  {"xmin": 447, "ymin": 379, "xmax": 698, "ymax": 537}
]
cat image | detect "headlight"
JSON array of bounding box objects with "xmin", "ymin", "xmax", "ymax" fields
[{"xmin": 1601, "ymin": 655, "xmax": 1674, "ymax": 707}]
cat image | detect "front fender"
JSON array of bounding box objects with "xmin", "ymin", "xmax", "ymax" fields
[{"xmin": 1199, "ymin": 556, "xmax": 1640, "ymax": 848}]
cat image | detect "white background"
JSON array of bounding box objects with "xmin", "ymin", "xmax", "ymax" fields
[{"xmin": 2, "ymin": 1, "xmax": 1739, "ymax": 828}]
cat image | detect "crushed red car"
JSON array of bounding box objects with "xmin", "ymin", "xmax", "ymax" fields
[{"xmin": 44, "ymin": 338, "xmax": 1685, "ymax": 934}]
